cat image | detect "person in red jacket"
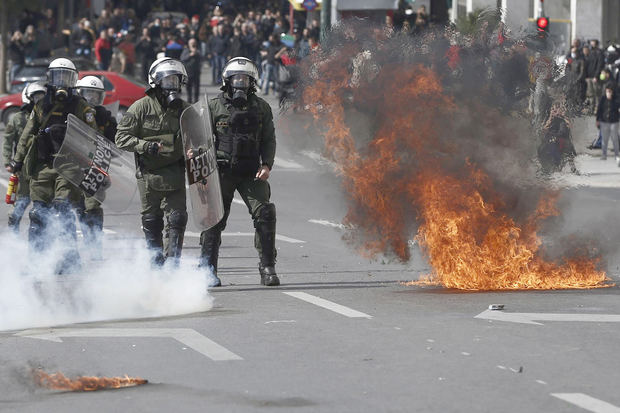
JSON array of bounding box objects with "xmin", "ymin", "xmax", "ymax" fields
[{"xmin": 94, "ymin": 30, "xmax": 112, "ymax": 70}]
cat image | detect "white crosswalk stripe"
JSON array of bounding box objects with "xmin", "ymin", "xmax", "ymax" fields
[{"xmin": 284, "ymin": 292, "xmax": 372, "ymax": 318}]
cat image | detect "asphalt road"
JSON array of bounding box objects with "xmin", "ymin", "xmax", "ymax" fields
[{"xmin": 1, "ymin": 76, "xmax": 620, "ymax": 413}]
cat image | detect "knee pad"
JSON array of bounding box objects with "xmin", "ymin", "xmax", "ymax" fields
[
  {"xmin": 51, "ymin": 199, "xmax": 73, "ymax": 215},
  {"xmin": 29, "ymin": 202, "xmax": 49, "ymax": 227},
  {"xmin": 255, "ymin": 203, "xmax": 276, "ymax": 224},
  {"xmin": 200, "ymin": 228, "xmax": 222, "ymax": 246},
  {"xmin": 168, "ymin": 210, "xmax": 188, "ymax": 230},
  {"xmin": 142, "ymin": 214, "xmax": 164, "ymax": 233}
]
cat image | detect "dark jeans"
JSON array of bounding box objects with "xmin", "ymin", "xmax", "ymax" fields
[
  {"xmin": 186, "ymin": 75, "xmax": 200, "ymax": 103},
  {"xmin": 10, "ymin": 63, "xmax": 22, "ymax": 82},
  {"xmin": 211, "ymin": 54, "xmax": 226, "ymax": 85}
]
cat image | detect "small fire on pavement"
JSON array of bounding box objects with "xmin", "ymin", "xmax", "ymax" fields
[{"xmin": 33, "ymin": 369, "xmax": 148, "ymax": 392}]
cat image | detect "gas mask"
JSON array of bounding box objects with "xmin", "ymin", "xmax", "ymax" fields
[
  {"xmin": 47, "ymin": 67, "xmax": 77, "ymax": 102},
  {"xmin": 160, "ymin": 75, "xmax": 182, "ymax": 109},
  {"xmin": 229, "ymin": 74, "xmax": 251, "ymax": 107}
]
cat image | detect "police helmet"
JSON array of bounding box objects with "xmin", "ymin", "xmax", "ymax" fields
[
  {"xmin": 21, "ymin": 82, "xmax": 47, "ymax": 105},
  {"xmin": 221, "ymin": 57, "xmax": 259, "ymax": 87},
  {"xmin": 76, "ymin": 76, "xmax": 106, "ymax": 106},
  {"xmin": 47, "ymin": 58, "xmax": 78, "ymax": 89},
  {"xmin": 147, "ymin": 57, "xmax": 188, "ymax": 89}
]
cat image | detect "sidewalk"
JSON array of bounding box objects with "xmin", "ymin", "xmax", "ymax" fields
[{"xmin": 554, "ymin": 115, "xmax": 620, "ymax": 188}]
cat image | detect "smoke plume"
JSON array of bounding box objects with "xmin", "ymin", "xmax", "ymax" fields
[
  {"xmin": 0, "ymin": 229, "xmax": 212, "ymax": 331},
  {"xmin": 288, "ymin": 16, "xmax": 610, "ymax": 289}
]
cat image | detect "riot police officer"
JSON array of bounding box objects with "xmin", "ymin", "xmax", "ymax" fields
[
  {"xmin": 9, "ymin": 58, "xmax": 98, "ymax": 272},
  {"xmin": 3, "ymin": 82, "xmax": 46, "ymax": 233},
  {"xmin": 115, "ymin": 57, "xmax": 190, "ymax": 266},
  {"xmin": 75, "ymin": 75, "xmax": 117, "ymax": 255},
  {"xmin": 199, "ymin": 57, "xmax": 280, "ymax": 287}
]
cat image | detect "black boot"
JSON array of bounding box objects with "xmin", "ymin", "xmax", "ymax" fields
[
  {"xmin": 8, "ymin": 214, "xmax": 20, "ymax": 234},
  {"xmin": 142, "ymin": 214, "xmax": 165, "ymax": 267},
  {"xmin": 164, "ymin": 210, "xmax": 188, "ymax": 267},
  {"xmin": 255, "ymin": 204, "xmax": 280, "ymax": 286},
  {"xmin": 8, "ymin": 196, "xmax": 30, "ymax": 234},
  {"xmin": 28, "ymin": 201, "xmax": 49, "ymax": 252},
  {"xmin": 200, "ymin": 229, "xmax": 222, "ymax": 287}
]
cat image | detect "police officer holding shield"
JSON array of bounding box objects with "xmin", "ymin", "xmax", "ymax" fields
[
  {"xmin": 115, "ymin": 57, "xmax": 190, "ymax": 266},
  {"xmin": 9, "ymin": 58, "xmax": 98, "ymax": 272},
  {"xmin": 75, "ymin": 75, "xmax": 117, "ymax": 255},
  {"xmin": 198, "ymin": 57, "xmax": 279, "ymax": 287}
]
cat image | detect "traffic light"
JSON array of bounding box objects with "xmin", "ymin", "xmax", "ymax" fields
[{"xmin": 536, "ymin": 16, "xmax": 549, "ymax": 33}]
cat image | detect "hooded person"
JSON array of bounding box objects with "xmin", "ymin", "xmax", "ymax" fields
[
  {"xmin": 195, "ymin": 57, "xmax": 279, "ymax": 287},
  {"xmin": 3, "ymin": 82, "xmax": 46, "ymax": 233},
  {"xmin": 115, "ymin": 57, "xmax": 190, "ymax": 266},
  {"xmin": 8, "ymin": 58, "xmax": 98, "ymax": 273}
]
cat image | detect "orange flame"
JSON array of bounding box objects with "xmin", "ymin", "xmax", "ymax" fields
[
  {"xmin": 301, "ymin": 47, "xmax": 611, "ymax": 291},
  {"xmin": 33, "ymin": 370, "xmax": 148, "ymax": 391}
]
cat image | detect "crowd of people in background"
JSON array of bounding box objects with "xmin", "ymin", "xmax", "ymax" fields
[
  {"xmin": 565, "ymin": 38, "xmax": 620, "ymax": 160},
  {"xmin": 6, "ymin": 3, "xmax": 327, "ymax": 104}
]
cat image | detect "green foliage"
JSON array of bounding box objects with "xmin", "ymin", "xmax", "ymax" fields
[{"xmin": 455, "ymin": 7, "xmax": 502, "ymax": 36}]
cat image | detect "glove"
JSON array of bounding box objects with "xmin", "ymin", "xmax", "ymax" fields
[
  {"xmin": 145, "ymin": 142, "xmax": 160, "ymax": 156},
  {"xmin": 9, "ymin": 160, "xmax": 23, "ymax": 173}
]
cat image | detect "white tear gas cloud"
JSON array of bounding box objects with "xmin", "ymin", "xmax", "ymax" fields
[{"xmin": 0, "ymin": 229, "xmax": 213, "ymax": 332}]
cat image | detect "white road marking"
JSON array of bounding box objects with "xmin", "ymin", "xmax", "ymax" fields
[
  {"xmin": 264, "ymin": 320, "xmax": 297, "ymax": 324},
  {"xmin": 308, "ymin": 219, "xmax": 348, "ymax": 229},
  {"xmin": 274, "ymin": 156, "xmax": 304, "ymax": 169},
  {"xmin": 14, "ymin": 328, "xmax": 242, "ymax": 361},
  {"xmin": 233, "ymin": 198, "xmax": 245, "ymax": 205},
  {"xmin": 284, "ymin": 291, "xmax": 372, "ymax": 319},
  {"xmin": 475, "ymin": 309, "xmax": 620, "ymax": 325},
  {"xmin": 551, "ymin": 393, "xmax": 620, "ymax": 413},
  {"xmin": 184, "ymin": 231, "xmax": 305, "ymax": 244},
  {"xmin": 536, "ymin": 380, "xmax": 548, "ymax": 385}
]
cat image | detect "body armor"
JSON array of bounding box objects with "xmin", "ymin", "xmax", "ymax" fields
[{"xmin": 217, "ymin": 97, "xmax": 261, "ymax": 176}]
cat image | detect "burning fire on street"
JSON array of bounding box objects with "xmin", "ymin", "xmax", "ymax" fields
[
  {"xmin": 33, "ymin": 369, "xmax": 148, "ymax": 392},
  {"xmin": 296, "ymin": 20, "xmax": 611, "ymax": 291}
]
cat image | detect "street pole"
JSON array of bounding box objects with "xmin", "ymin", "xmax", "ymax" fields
[
  {"xmin": 0, "ymin": 0, "xmax": 6, "ymax": 94},
  {"xmin": 320, "ymin": 0, "xmax": 331, "ymax": 42}
]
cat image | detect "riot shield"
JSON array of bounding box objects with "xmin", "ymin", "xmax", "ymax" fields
[
  {"xmin": 103, "ymin": 100, "xmax": 119, "ymax": 120},
  {"xmin": 180, "ymin": 94, "xmax": 224, "ymax": 231},
  {"xmin": 54, "ymin": 114, "xmax": 138, "ymax": 212}
]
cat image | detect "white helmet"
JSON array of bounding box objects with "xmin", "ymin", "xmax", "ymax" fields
[
  {"xmin": 76, "ymin": 75, "xmax": 105, "ymax": 106},
  {"xmin": 147, "ymin": 57, "xmax": 188, "ymax": 89},
  {"xmin": 221, "ymin": 57, "xmax": 259, "ymax": 86},
  {"xmin": 47, "ymin": 58, "xmax": 78, "ymax": 88},
  {"xmin": 21, "ymin": 82, "xmax": 47, "ymax": 105}
]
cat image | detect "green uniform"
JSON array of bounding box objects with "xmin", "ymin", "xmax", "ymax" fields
[
  {"xmin": 3, "ymin": 109, "xmax": 31, "ymax": 231},
  {"xmin": 14, "ymin": 95, "xmax": 97, "ymax": 204},
  {"xmin": 79, "ymin": 105, "xmax": 118, "ymax": 252},
  {"xmin": 115, "ymin": 92, "xmax": 190, "ymax": 263},
  {"xmin": 199, "ymin": 92, "xmax": 278, "ymax": 282},
  {"xmin": 13, "ymin": 93, "xmax": 97, "ymax": 271}
]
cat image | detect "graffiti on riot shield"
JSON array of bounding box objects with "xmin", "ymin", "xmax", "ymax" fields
[
  {"xmin": 180, "ymin": 94, "xmax": 224, "ymax": 230},
  {"xmin": 79, "ymin": 134, "xmax": 113, "ymax": 196},
  {"xmin": 54, "ymin": 114, "xmax": 137, "ymax": 212}
]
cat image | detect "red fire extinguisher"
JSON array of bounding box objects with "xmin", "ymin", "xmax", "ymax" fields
[{"xmin": 5, "ymin": 174, "xmax": 18, "ymax": 204}]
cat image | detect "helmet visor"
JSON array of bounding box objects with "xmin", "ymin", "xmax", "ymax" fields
[
  {"xmin": 79, "ymin": 88, "xmax": 105, "ymax": 106},
  {"xmin": 160, "ymin": 74, "xmax": 181, "ymax": 90},
  {"xmin": 47, "ymin": 68, "xmax": 78, "ymax": 88},
  {"xmin": 230, "ymin": 74, "xmax": 251, "ymax": 89}
]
